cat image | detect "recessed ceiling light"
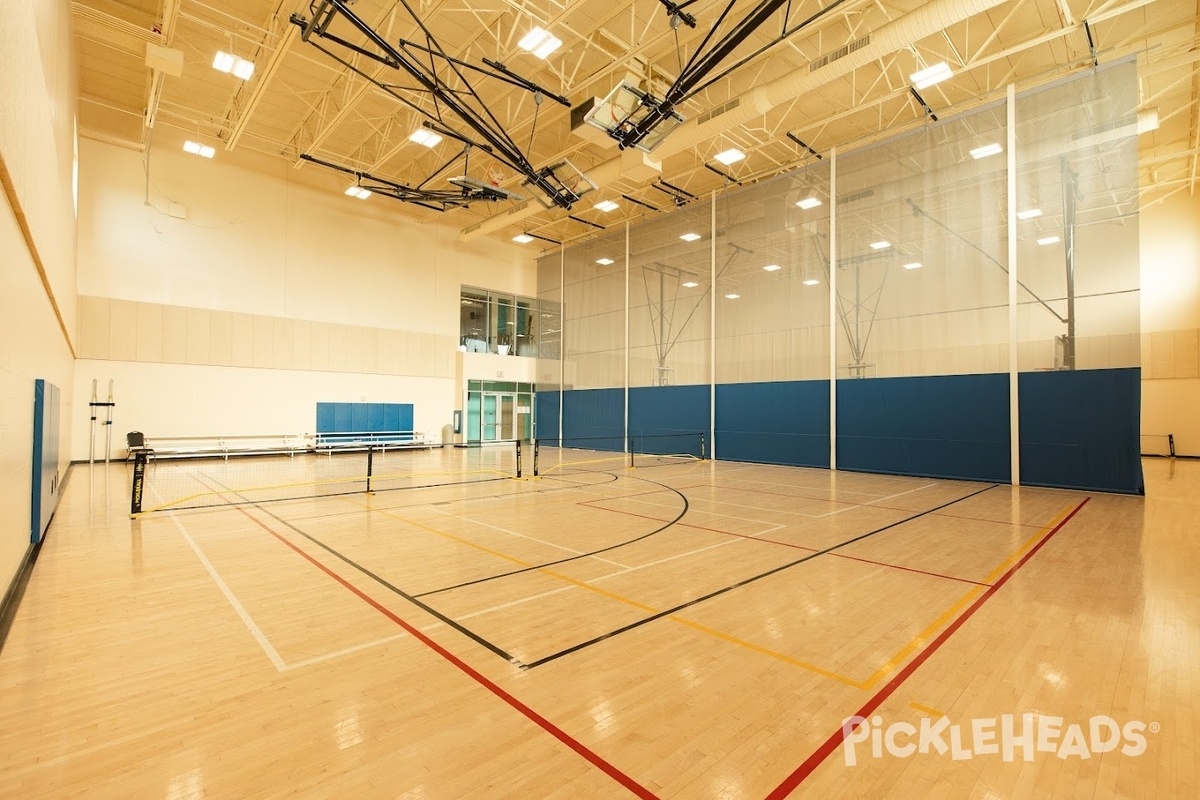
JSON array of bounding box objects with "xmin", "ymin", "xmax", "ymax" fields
[
  {"xmin": 183, "ymin": 140, "xmax": 215, "ymax": 159},
  {"xmin": 869, "ymin": 240, "xmax": 891, "ymax": 250},
  {"xmin": 682, "ymin": 281, "xmax": 699, "ymax": 288},
  {"xmin": 1017, "ymin": 208, "xmax": 1043, "ymax": 220},
  {"xmin": 593, "ymin": 199, "xmax": 619, "ymax": 212},
  {"xmin": 724, "ymin": 293, "xmax": 740, "ymax": 299},
  {"xmin": 1138, "ymin": 108, "xmax": 1159, "ymax": 134},
  {"xmin": 680, "ymin": 232, "xmax": 701, "ymax": 242},
  {"xmin": 796, "ymin": 196, "xmax": 822, "ymax": 210},
  {"xmin": 596, "ymin": 257, "xmax": 615, "ymax": 265},
  {"xmin": 910, "ymin": 61, "xmax": 953, "ymax": 90},
  {"xmin": 802, "ymin": 278, "xmax": 820, "ymax": 286},
  {"xmin": 409, "ymin": 129, "xmax": 443, "ymax": 148},
  {"xmin": 518, "ymin": 27, "xmax": 562, "ymax": 59},
  {"xmin": 903, "ymin": 262, "xmax": 922, "ymax": 270},
  {"xmin": 970, "ymin": 143, "xmax": 1003, "ymax": 160},
  {"xmin": 763, "ymin": 264, "xmax": 781, "ymax": 272},
  {"xmin": 344, "ymin": 185, "xmax": 371, "ymax": 200},
  {"xmin": 714, "ymin": 148, "xmax": 745, "ymax": 165},
  {"xmin": 512, "ymin": 233, "xmax": 534, "ymax": 243},
  {"xmin": 212, "ymin": 51, "xmax": 254, "ymax": 80},
  {"xmin": 1037, "ymin": 236, "xmax": 1061, "ymax": 246}
]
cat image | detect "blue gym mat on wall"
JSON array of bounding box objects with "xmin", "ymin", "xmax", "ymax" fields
[
  {"xmin": 560, "ymin": 388, "xmax": 624, "ymax": 452},
  {"xmin": 1019, "ymin": 367, "xmax": 1144, "ymax": 494},
  {"xmin": 716, "ymin": 380, "xmax": 830, "ymax": 468},
  {"xmin": 629, "ymin": 384, "xmax": 710, "ymax": 457},
  {"xmin": 316, "ymin": 402, "xmax": 414, "ymax": 438},
  {"xmin": 837, "ymin": 373, "xmax": 1011, "ymax": 483}
]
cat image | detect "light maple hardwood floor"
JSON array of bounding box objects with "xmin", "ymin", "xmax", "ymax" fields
[{"xmin": 1, "ymin": 450, "xmax": 1195, "ymax": 799}]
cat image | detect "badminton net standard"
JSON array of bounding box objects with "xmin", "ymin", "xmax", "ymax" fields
[
  {"xmin": 532, "ymin": 432, "xmax": 705, "ymax": 476},
  {"xmin": 130, "ymin": 441, "xmax": 522, "ymax": 515}
]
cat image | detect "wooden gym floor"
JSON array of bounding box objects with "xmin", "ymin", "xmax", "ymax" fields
[{"xmin": 1, "ymin": 450, "xmax": 1196, "ymax": 798}]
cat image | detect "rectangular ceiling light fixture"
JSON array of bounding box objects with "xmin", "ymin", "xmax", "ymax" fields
[
  {"xmin": 910, "ymin": 61, "xmax": 953, "ymax": 90},
  {"xmin": 679, "ymin": 232, "xmax": 702, "ymax": 242},
  {"xmin": 724, "ymin": 293, "xmax": 740, "ymax": 300},
  {"xmin": 869, "ymin": 240, "xmax": 891, "ymax": 250},
  {"xmin": 596, "ymin": 257, "xmax": 615, "ymax": 265},
  {"xmin": 803, "ymin": 278, "xmax": 820, "ymax": 286},
  {"xmin": 903, "ymin": 262, "xmax": 922, "ymax": 270},
  {"xmin": 344, "ymin": 185, "xmax": 372, "ymax": 199},
  {"xmin": 518, "ymin": 27, "xmax": 562, "ymax": 59},
  {"xmin": 512, "ymin": 233, "xmax": 535, "ymax": 243},
  {"xmin": 714, "ymin": 148, "xmax": 745, "ymax": 165},
  {"xmin": 682, "ymin": 281, "xmax": 699, "ymax": 288},
  {"xmin": 1037, "ymin": 236, "xmax": 1061, "ymax": 245},
  {"xmin": 593, "ymin": 199, "xmax": 619, "ymax": 212},
  {"xmin": 796, "ymin": 196, "xmax": 823, "ymax": 210},
  {"xmin": 763, "ymin": 264, "xmax": 781, "ymax": 272},
  {"xmin": 970, "ymin": 143, "xmax": 1003, "ymax": 160},
  {"xmin": 1017, "ymin": 208, "xmax": 1043, "ymax": 220},
  {"xmin": 409, "ymin": 129, "xmax": 443, "ymax": 148},
  {"xmin": 213, "ymin": 51, "xmax": 254, "ymax": 80},
  {"xmin": 183, "ymin": 140, "xmax": 215, "ymax": 159}
]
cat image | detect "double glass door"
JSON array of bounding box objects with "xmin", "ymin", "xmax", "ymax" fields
[{"xmin": 467, "ymin": 381, "xmax": 534, "ymax": 443}]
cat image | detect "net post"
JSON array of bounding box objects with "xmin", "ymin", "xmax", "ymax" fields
[
  {"xmin": 130, "ymin": 451, "xmax": 147, "ymax": 517},
  {"xmin": 366, "ymin": 445, "xmax": 374, "ymax": 493},
  {"xmin": 515, "ymin": 439, "xmax": 522, "ymax": 478},
  {"xmin": 700, "ymin": 432, "xmax": 706, "ymax": 460},
  {"xmin": 1169, "ymin": 434, "xmax": 1176, "ymax": 458},
  {"xmin": 533, "ymin": 439, "xmax": 540, "ymax": 477},
  {"xmin": 629, "ymin": 436, "xmax": 635, "ymax": 468}
]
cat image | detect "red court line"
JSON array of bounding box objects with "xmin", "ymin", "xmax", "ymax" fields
[
  {"xmin": 583, "ymin": 499, "xmax": 989, "ymax": 587},
  {"xmin": 231, "ymin": 506, "xmax": 659, "ymax": 800},
  {"xmin": 764, "ymin": 496, "xmax": 1090, "ymax": 800},
  {"xmin": 676, "ymin": 483, "xmax": 1044, "ymax": 529}
]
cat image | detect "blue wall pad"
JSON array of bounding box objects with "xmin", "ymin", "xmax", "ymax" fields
[
  {"xmin": 837, "ymin": 373, "xmax": 1011, "ymax": 482},
  {"xmin": 1019, "ymin": 367, "xmax": 1144, "ymax": 494},
  {"xmin": 716, "ymin": 381, "xmax": 830, "ymax": 468},
  {"xmin": 316, "ymin": 402, "xmax": 414, "ymax": 439},
  {"xmin": 560, "ymin": 388, "xmax": 625, "ymax": 452},
  {"xmin": 629, "ymin": 384, "xmax": 710, "ymax": 457},
  {"xmin": 535, "ymin": 391, "xmax": 560, "ymax": 443},
  {"xmin": 31, "ymin": 379, "xmax": 61, "ymax": 544}
]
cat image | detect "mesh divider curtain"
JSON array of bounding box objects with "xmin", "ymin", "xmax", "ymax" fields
[{"xmin": 714, "ymin": 166, "xmax": 832, "ymax": 465}]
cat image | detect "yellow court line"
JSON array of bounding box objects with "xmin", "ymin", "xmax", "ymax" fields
[
  {"xmin": 857, "ymin": 501, "xmax": 1078, "ymax": 690},
  {"xmin": 360, "ymin": 503, "xmax": 862, "ymax": 685},
  {"xmin": 909, "ymin": 702, "xmax": 947, "ymax": 717},
  {"xmin": 145, "ymin": 465, "xmax": 511, "ymax": 513}
]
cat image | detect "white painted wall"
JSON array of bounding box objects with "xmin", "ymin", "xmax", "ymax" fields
[
  {"xmin": 1140, "ymin": 190, "xmax": 1200, "ymax": 455},
  {"xmin": 0, "ymin": 0, "xmax": 77, "ymax": 589},
  {"xmin": 73, "ymin": 137, "xmax": 536, "ymax": 461}
]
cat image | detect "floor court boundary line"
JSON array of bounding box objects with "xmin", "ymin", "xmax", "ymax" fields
[
  {"xmin": 280, "ymin": 472, "xmax": 622, "ymax": 524},
  {"xmin": 227, "ymin": 501, "xmax": 660, "ymax": 799},
  {"xmin": 413, "ymin": 472, "xmax": 690, "ymax": 598},
  {"xmin": 582, "ymin": 500, "xmax": 990, "ymax": 588},
  {"xmin": 156, "ymin": 491, "xmax": 288, "ymax": 672},
  {"xmin": 423, "ymin": 505, "xmax": 632, "ymax": 569},
  {"xmin": 195, "ymin": 474, "xmax": 526, "ymax": 667},
  {"xmin": 523, "ymin": 484, "xmax": 999, "ymax": 669},
  {"xmin": 764, "ymin": 496, "xmax": 1091, "ymax": 799}
]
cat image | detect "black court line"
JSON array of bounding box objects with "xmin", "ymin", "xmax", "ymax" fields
[
  {"xmin": 522, "ymin": 483, "xmax": 999, "ymax": 669},
  {"xmin": 156, "ymin": 475, "xmax": 514, "ymax": 514},
  {"xmin": 413, "ymin": 471, "xmax": 690, "ymax": 598},
  {"xmin": 194, "ymin": 473, "xmax": 527, "ymax": 668},
  {"xmin": 278, "ymin": 472, "xmax": 622, "ymax": 524}
]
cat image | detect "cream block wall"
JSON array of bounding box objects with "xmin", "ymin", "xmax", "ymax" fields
[
  {"xmin": 72, "ymin": 361, "xmax": 453, "ymax": 461},
  {"xmin": 0, "ymin": 0, "xmax": 78, "ymax": 590},
  {"xmin": 1140, "ymin": 191, "xmax": 1200, "ymax": 455},
  {"xmin": 74, "ymin": 138, "xmax": 537, "ymax": 460}
]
